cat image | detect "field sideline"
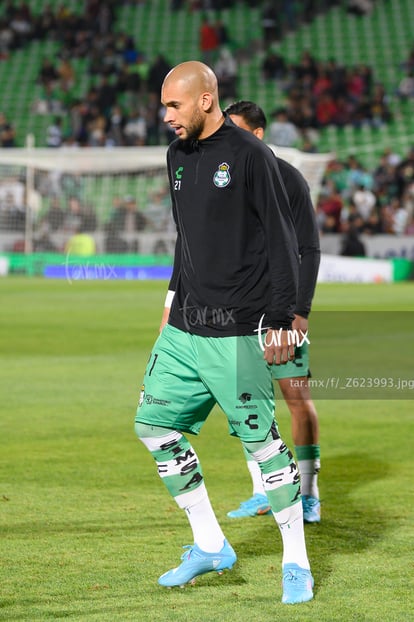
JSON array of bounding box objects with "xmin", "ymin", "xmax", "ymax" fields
[{"xmin": 1, "ymin": 278, "xmax": 413, "ymax": 621}]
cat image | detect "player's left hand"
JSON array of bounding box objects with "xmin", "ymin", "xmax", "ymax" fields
[
  {"xmin": 263, "ymin": 329, "xmax": 295, "ymax": 365},
  {"xmin": 292, "ymin": 314, "xmax": 308, "ymax": 335}
]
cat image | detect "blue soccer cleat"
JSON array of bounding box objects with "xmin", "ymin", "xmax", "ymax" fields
[
  {"xmin": 282, "ymin": 563, "xmax": 314, "ymax": 604},
  {"xmin": 302, "ymin": 495, "xmax": 321, "ymax": 523},
  {"xmin": 158, "ymin": 539, "xmax": 237, "ymax": 587},
  {"xmin": 227, "ymin": 493, "xmax": 272, "ymax": 518}
]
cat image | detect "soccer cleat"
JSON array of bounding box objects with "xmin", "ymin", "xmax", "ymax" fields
[
  {"xmin": 227, "ymin": 493, "xmax": 272, "ymax": 518},
  {"xmin": 158, "ymin": 539, "xmax": 237, "ymax": 588},
  {"xmin": 302, "ymin": 495, "xmax": 321, "ymax": 523},
  {"xmin": 282, "ymin": 563, "xmax": 314, "ymax": 604}
]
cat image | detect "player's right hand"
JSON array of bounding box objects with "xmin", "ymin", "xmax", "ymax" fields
[{"xmin": 159, "ymin": 306, "xmax": 171, "ymax": 332}]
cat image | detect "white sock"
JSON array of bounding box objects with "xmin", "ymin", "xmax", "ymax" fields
[
  {"xmin": 274, "ymin": 501, "xmax": 310, "ymax": 569},
  {"xmin": 298, "ymin": 458, "xmax": 320, "ymax": 498},
  {"xmin": 184, "ymin": 486, "xmax": 226, "ymax": 552},
  {"xmin": 247, "ymin": 459, "xmax": 266, "ymax": 496}
]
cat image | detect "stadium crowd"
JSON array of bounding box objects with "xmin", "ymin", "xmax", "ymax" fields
[
  {"xmin": 0, "ymin": 0, "xmax": 389, "ymax": 150},
  {"xmin": 261, "ymin": 47, "xmax": 392, "ymax": 140},
  {"xmin": 316, "ymin": 148, "xmax": 414, "ymax": 237},
  {"xmin": 0, "ymin": 0, "xmax": 413, "ymax": 241}
]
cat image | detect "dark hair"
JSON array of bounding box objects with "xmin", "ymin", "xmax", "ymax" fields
[{"xmin": 224, "ymin": 100, "xmax": 267, "ymax": 131}]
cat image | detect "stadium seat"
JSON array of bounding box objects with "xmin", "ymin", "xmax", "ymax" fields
[{"xmin": 0, "ymin": 0, "xmax": 414, "ymax": 164}]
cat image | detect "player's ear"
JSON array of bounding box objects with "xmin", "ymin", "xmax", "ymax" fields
[
  {"xmin": 200, "ymin": 92, "xmax": 213, "ymax": 111},
  {"xmin": 254, "ymin": 127, "xmax": 265, "ymax": 140}
]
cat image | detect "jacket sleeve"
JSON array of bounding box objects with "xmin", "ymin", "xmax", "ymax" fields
[
  {"xmin": 283, "ymin": 164, "xmax": 321, "ymax": 317},
  {"xmin": 246, "ymin": 146, "xmax": 299, "ymax": 330},
  {"xmin": 166, "ymin": 149, "xmax": 181, "ymax": 292}
]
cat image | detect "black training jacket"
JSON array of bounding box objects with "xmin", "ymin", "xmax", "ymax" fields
[
  {"xmin": 275, "ymin": 156, "xmax": 321, "ymax": 318},
  {"xmin": 167, "ymin": 115, "xmax": 299, "ymax": 337}
]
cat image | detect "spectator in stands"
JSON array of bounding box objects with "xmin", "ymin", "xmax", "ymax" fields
[
  {"xmin": 261, "ymin": 2, "xmax": 280, "ymax": 46},
  {"xmin": 170, "ymin": 0, "xmax": 185, "ymax": 9},
  {"xmin": 107, "ymin": 104, "xmax": 126, "ymax": 146},
  {"xmin": 352, "ymin": 183, "xmax": 377, "ymax": 221},
  {"xmin": 345, "ymin": 154, "xmax": 373, "ymax": 190},
  {"xmin": 394, "ymin": 147, "xmax": 414, "ymax": 201},
  {"xmin": 96, "ymin": 75, "xmax": 117, "ymax": 116},
  {"xmin": 118, "ymin": 62, "xmax": 141, "ymax": 109},
  {"xmin": 43, "ymin": 196, "xmax": 65, "ymax": 231},
  {"xmin": 333, "ymin": 95, "xmax": 355, "ymax": 127},
  {"xmin": 107, "ymin": 195, "xmax": 147, "ymax": 232},
  {"xmin": 404, "ymin": 212, "xmax": 414, "ymax": 235},
  {"xmin": 122, "ymin": 35, "xmax": 140, "ymax": 65},
  {"xmin": 0, "ymin": 112, "xmax": 16, "ymax": 147},
  {"xmin": 46, "ymin": 117, "xmax": 64, "ymax": 148},
  {"xmin": 340, "ymin": 222, "xmax": 366, "ymax": 256},
  {"xmin": 312, "ymin": 65, "xmax": 331, "ymax": 96},
  {"xmin": 294, "ymin": 49, "xmax": 318, "ymax": 83},
  {"xmin": 145, "ymin": 189, "xmax": 171, "ymax": 232},
  {"xmin": 37, "ymin": 58, "xmax": 59, "ymax": 88},
  {"xmin": 368, "ymin": 85, "xmax": 392, "ymax": 128},
  {"xmin": 38, "ymin": 83, "xmax": 67, "ymax": 115},
  {"xmin": 105, "ymin": 222, "xmax": 129, "ymax": 253},
  {"xmin": 361, "ymin": 209, "xmax": 383, "ymax": 235},
  {"xmin": 317, "ymin": 179, "xmax": 344, "ymax": 232},
  {"xmin": 347, "ymin": 0, "xmax": 374, "ymax": 17},
  {"xmin": 0, "ymin": 191, "xmax": 25, "ymax": 231},
  {"xmin": 268, "ymin": 107, "xmax": 301, "ymax": 147},
  {"xmin": 56, "ymin": 55, "xmax": 75, "ymax": 90},
  {"xmin": 63, "ymin": 196, "xmax": 86, "ymax": 234},
  {"xmin": 145, "ymin": 92, "xmax": 162, "ymax": 145},
  {"xmin": 396, "ymin": 70, "xmax": 414, "ymax": 101},
  {"xmin": 10, "ymin": 4, "xmax": 33, "ymax": 49},
  {"xmin": 35, "ymin": 4, "xmax": 57, "ymax": 39},
  {"xmin": 85, "ymin": 105, "xmax": 107, "ymax": 146},
  {"xmin": 261, "ymin": 47, "xmax": 287, "ymax": 81},
  {"xmin": 0, "ymin": 18, "xmax": 15, "ymax": 58},
  {"xmin": 158, "ymin": 105, "xmax": 177, "ymax": 144},
  {"xmin": 123, "ymin": 108, "xmax": 147, "ymax": 145},
  {"xmin": 65, "ymin": 226, "xmax": 96, "ymax": 256},
  {"xmin": 315, "ymin": 92, "xmax": 339, "ymax": 127},
  {"xmin": 95, "ymin": 2, "xmax": 115, "ymax": 36},
  {"xmin": 319, "ymin": 213, "xmax": 338, "ymax": 234},
  {"xmin": 345, "ymin": 66, "xmax": 366, "ymax": 104},
  {"xmin": 325, "ymin": 57, "xmax": 347, "ymax": 98},
  {"xmin": 199, "ymin": 15, "xmax": 219, "ymax": 65},
  {"xmin": 373, "ymin": 153, "xmax": 398, "ymax": 199},
  {"xmin": 147, "ymin": 54, "xmax": 172, "ymax": 96},
  {"xmin": 214, "ymin": 47, "xmax": 238, "ymax": 102},
  {"xmin": 81, "ymin": 203, "xmax": 98, "ymax": 232},
  {"xmin": 214, "ymin": 18, "xmax": 231, "ymax": 48},
  {"xmin": 382, "ymin": 146, "xmax": 401, "ymax": 167}
]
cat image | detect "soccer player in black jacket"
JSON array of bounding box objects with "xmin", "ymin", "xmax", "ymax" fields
[
  {"xmin": 135, "ymin": 61, "xmax": 314, "ymax": 604},
  {"xmin": 224, "ymin": 101, "xmax": 322, "ymax": 524}
]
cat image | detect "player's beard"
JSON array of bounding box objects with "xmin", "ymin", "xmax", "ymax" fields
[{"xmin": 182, "ymin": 107, "xmax": 205, "ymax": 142}]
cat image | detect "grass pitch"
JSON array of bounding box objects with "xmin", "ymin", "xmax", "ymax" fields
[{"xmin": 1, "ymin": 278, "xmax": 413, "ymax": 621}]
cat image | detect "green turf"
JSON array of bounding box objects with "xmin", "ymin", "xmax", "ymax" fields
[{"xmin": 1, "ymin": 278, "xmax": 414, "ymax": 621}]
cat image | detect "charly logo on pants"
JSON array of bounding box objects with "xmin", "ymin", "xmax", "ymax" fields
[{"xmin": 244, "ymin": 414, "xmax": 259, "ymax": 430}]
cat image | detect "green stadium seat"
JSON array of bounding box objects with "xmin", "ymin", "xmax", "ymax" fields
[{"xmin": 0, "ymin": 0, "xmax": 413, "ymax": 161}]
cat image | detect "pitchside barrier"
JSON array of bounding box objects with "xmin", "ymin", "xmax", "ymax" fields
[
  {"xmin": 0, "ymin": 143, "xmax": 333, "ymax": 257},
  {"xmin": 0, "ymin": 252, "xmax": 412, "ymax": 283}
]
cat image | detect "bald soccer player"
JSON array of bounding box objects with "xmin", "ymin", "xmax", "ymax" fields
[{"xmin": 134, "ymin": 61, "xmax": 314, "ymax": 604}]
